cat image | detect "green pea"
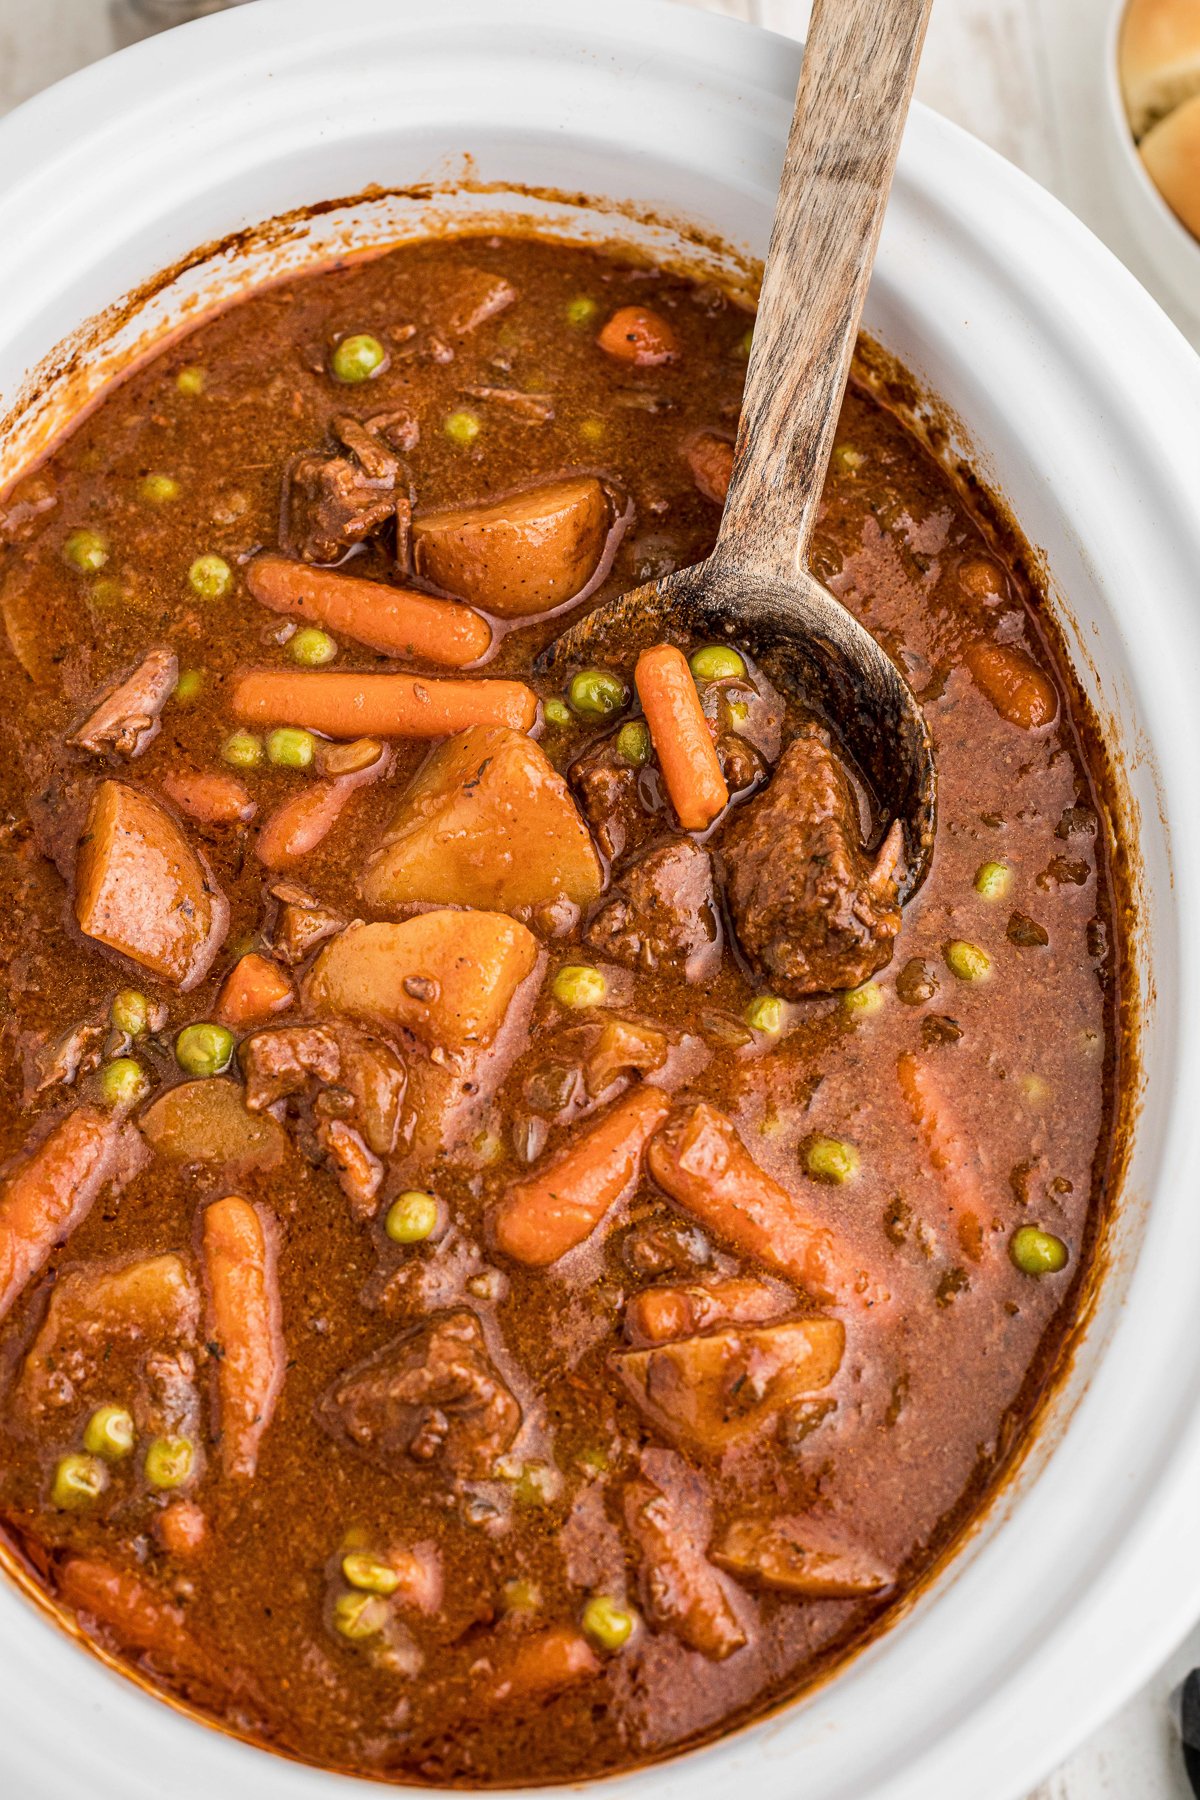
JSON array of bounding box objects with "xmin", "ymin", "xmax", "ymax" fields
[
  {"xmin": 616, "ymin": 720, "xmax": 651, "ymax": 766},
  {"xmin": 688, "ymin": 644, "xmax": 746, "ymax": 683},
  {"xmin": 110, "ymin": 989, "xmax": 150, "ymax": 1037},
  {"xmin": 385, "ymin": 1191, "xmax": 440, "ymax": 1245},
  {"xmin": 974, "ymin": 860, "xmax": 1012, "ymax": 900},
  {"xmin": 832, "ymin": 444, "xmax": 865, "ymax": 475},
  {"xmin": 330, "ymin": 333, "xmax": 387, "ymax": 384},
  {"xmin": 333, "ymin": 1590, "xmax": 389, "ymax": 1640},
  {"xmin": 502, "ymin": 1576, "xmax": 542, "ymax": 1614},
  {"xmin": 581, "ymin": 1595, "xmax": 637, "ymax": 1652},
  {"xmin": 507, "ymin": 1460, "xmax": 558, "ymax": 1506},
  {"xmin": 745, "ymin": 995, "xmax": 785, "ymax": 1034},
  {"xmin": 139, "ymin": 473, "xmax": 180, "ymax": 504},
  {"xmin": 188, "ymin": 553, "xmax": 232, "ymax": 599},
  {"xmin": 443, "ymin": 408, "xmax": 482, "ymax": 447},
  {"xmin": 1009, "ymin": 1225, "xmax": 1069, "ymax": 1276},
  {"xmin": 342, "ymin": 1552, "xmax": 400, "ymax": 1596},
  {"xmin": 266, "ymin": 726, "xmax": 316, "ymax": 770},
  {"xmin": 842, "ymin": 982, "xmax": 884, "ymax": 1017},
  {"xmin": 176, "ymin": 365, "xmax": 206, "ymax": 397},
  {"xmin": 566, "ymin": 295, "xmax": 599, "ymax": 328},
  {"xmin": 552, "ymin": 964, "xmax": 607, "ymax": 1009},
  {"xmin": 84, "ymin": 1404, "xmax": 135, "ymax": 1462},
  {"xmin": 289, "ymin": 627, "xmax": 337, "ymax": 667},
  {"xmin": 578, "ymin": 417, "xmax": 605, "ymax": 445},
  {"xmin": 173, "ymin": 668, "xmax": 204, "ymax": 703},
  {"xmin": 945, "ymin": 939, "xmax": 991, "ymax": 982},
  {"xmin": 805, "ymin": 1135, "xmax": 860, "ymax": 1184},
  {"xmin": 63, "ymin": 529, "xmax": 109, "ymax": 574},
  {"xmin": 144, "ymin": 1435, "xmax": 194, "ymax": 1490},
  {"xmin": 736, "ymin": 325, "xmax": 754, "ymax": 358},
  {"xmin": 543, "ymin": 698, "xmax": 572, "ymax": 728},
  {"xmin": 222, "ymin": 729, "xmax": 263, "ymax": 769},
  {"xmin": 100, "ymin": 1057, "xmax": 150, "ymax": 1111},
  {"xmin": 175, "ymin": 1022, "xmax": 234, "ymax": 1079},
  {"xmin": 568, "ymin": 668, "xmax": 627, "ymax": 718},
  {"xmin": 52, "ymin": 1453, "xmax": 108, "ymax": 1510}
]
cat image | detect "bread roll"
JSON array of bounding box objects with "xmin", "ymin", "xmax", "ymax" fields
[
  {"xmin": 1120, "ymin": 0, "xmax": 1200, "ymax": 138},
  {"xmin": 1140, "ymin": 90, "xmax": 1200, "ymax": 238}
]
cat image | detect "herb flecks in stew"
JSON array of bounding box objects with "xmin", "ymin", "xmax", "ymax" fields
[{"xmin": 0, "ymin": 235, "xmax": 1122, "ymax": 1785}]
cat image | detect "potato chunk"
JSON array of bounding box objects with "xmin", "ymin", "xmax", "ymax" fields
[
  {"xmin": 305, "ymin": 912, "xmax": 540, "ymax": 1053},
  {"xmin": 614, "ymin": 1318, "xmax": 844, "ymax": 1454},
  {"xmin": 412, "ymin": 478, "xmax": 609, "ymax": 617},
  {"xmin": 712, "ymin": 1515, "xmax": 892, "ymax": 1598},
  {"xmin": 140, "ymin": 1079, "xmax": 288, "ymax": 1174},
  {"xmin": 75, "ymin": 781, "xmax": 228, "ymax": 989},
  {"xmin": 363, "ymin": 726, "xmax": 602, "ymax": 918},
  {"xmin": 16, "ymin": 1253, "xmax": 200, "ymax": 1434}
]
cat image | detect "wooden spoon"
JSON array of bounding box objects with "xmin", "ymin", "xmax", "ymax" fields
[{"xmin": 539, "ymin": 0, "xmax": 937, "ymax": 897}]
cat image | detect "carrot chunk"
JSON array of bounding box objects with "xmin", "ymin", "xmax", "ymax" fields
[
  {"xmin": 246, "ymin": 553, "xmax": 492, "ymax": 667},
  {"xmin": 484, "ymin": 1624, "xmax": 600, "ymax": 1708},
  {"xmin": 597, "ymin": 306, "xmax": 679, "ymax": 367},
  {"xmin": 635, "ymin": 644, "xmax": 729, "ymax": 831},
  {"xmin": 646, "ymin": 1101, "xmax": 848, "ymax": 1301},
  {"xmin": 215, "ymin": 953, "xmax": 294, "ymax": 1028},
  {"xmin": 896, "ymin": 1052, "xmax": 988, "ymax": 1260},
  {"xmin": 161, "ymin": 769, "xmax": 256, "ymax": 826},
  {"xmin": 202, "ymin": 1195, "xmax": 284, "ymax": 1478},
  {"xmin": 0, "ymin": 1107, "xmax": 147, "ymax": 1321},
  {"xmin": 964, "ymin": 641, "xmax": 1058, "ymax": 729},
  {"xmin": 493, "ymin": 1086, "xmax": 671, "ymax": 1266},
  {"xmin": 231, "ymin": 670, "xmax": 537, "ymax": 739},
  {"xmin": 157, "ymin": 1499, "xmax": 209, "ymax": 1558}
]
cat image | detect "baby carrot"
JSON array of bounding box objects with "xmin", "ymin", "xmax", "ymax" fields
[
  {"xmin": 246, "ymin": 554, "xmax": 492, "ymax": 668},
  {"xmin": 231, "ymin": 670, "xmax": 537, "ymax": 738},
  {"xmin": 60, "ymin": 1557, "xmax": 223, "ymax": 1685},
  {"xmin": 0, "ymin": 1108, "xmax": 140, "ymax": 1321},
  {"xmin": 597, "ymin": 306, "xmax": 679, "ymax": 367},
  {"xmin": 493, "ymin": 1086, "xmax": 671, "ymax": 1266},
  {"xmin": 485, "ymin": 1625, "xmax": 600, "ymax": 1707},
  {"xmin": 964, "ymin": 641, "xmax": 1058, "ymax": 730},
  {"xmin": 646, "ymin": 1101, "xmax": 848, "ymax": 1302},
  {"xmin": 897, "ymin": 1053, "xmax": 989, "ymax": 1260},
  {"xmin": 215, "ymin": 953, "xmax": 293, "ymax": 1028},
  {"xmin": 202, "ymin": 1196, "xmax": 284, "ymax": 1479},
  {"xmin": 635, "ymin": 644, "xmax": 729, "ymax": 830}
]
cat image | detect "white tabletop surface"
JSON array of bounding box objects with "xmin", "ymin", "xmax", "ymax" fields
[{"xmin": 2, "ymin": 2, "xmax": 1198, "ymax": 1797}]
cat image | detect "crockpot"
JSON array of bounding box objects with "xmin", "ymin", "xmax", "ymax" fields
[{"xmin": 2, "ymin": 2, "xmax": 1200, "ymax": 1796}]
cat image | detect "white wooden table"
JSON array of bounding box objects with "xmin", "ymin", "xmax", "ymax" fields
[{"xmin": 1, "ymin": 2, "xmax": 1197, "ymax": 1796}]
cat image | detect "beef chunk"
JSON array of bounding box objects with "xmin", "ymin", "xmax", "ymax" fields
[
  {"xmin": 322, "ymin": 1310, "xmax": 521, "ymax": 1479},
  {"xmin": 721, "ymin": 730, "xmax": 902, "ymax": 996},
  {"xmin": 269, "ymin": 881, "xmax": 345, "ymax": 967},
  {"xmin": 282, "ymin": 415, "xmax": 407, "ymax": 565},
  {"xmin": 68, "ymin": 647, "xmax": 178, "ymax": 759},
  {"xmin": 568, "ymin": 731, "xmax": 660, "ymax": 864},
  {"xmin": 585, "ymin": 839, "xmax": 718, "ymax": 977},
  {"xmin": 239, "ymin": 1020, "xmax": 406, "ymax": 1217}
]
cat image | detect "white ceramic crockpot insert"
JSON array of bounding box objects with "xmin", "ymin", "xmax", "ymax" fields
[{"xmin": 2, "ymin": 3, "xmax": 1200, "ymax": 1797}]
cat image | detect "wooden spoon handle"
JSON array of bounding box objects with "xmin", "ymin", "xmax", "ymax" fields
[{"xmin": 713, "ymin": 0, "xmax": 933, "ymax": 587}]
